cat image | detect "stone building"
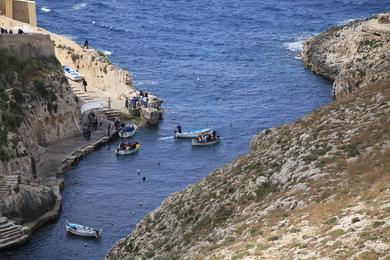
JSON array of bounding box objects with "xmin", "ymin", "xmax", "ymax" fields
[{"xmin": 0, "ymin": 0, "xmax": 37, "ymax": 26}]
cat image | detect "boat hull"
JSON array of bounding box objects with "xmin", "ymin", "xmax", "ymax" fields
[
  {"xmin": 63, "ymin": 66, "xmax": 83, "ymax": 81},
  {"xmin": 118, "ymin": 124, "xmax": 137, "ymax": 138},
  {"xmin": 66, "ymin": 221, "xmax": 101, "ymax": 239},
  {"xmin": 192, "ymin": 138, "xmax": 220, "ymax": 147},
  {"xmin": 175, "ymin": 128, "xmax": 212, "ymax": 139},
  {"xmin": 115, "ymin": 144, "xmax": 140, "ymax": 155}
]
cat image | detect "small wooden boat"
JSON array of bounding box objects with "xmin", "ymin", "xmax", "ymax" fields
[
  {"xmin": 65, "ymin": 220, "xmax": 102, "ymax": 238},
  {"xmin": 118, "ymin": 123, "xmax": 137, "ymax": 138},
  {"xmin": 175, "ymin": 128, "xmax": 212, "ymax": 139},
  {"xmin": 63, "ymin": 65, "xmax": 83, "ymax": 81},
  {"xmin": 192, "ymin": 137, "xmax": 220, "ymax": 147},
  {"xmin": 115, "ymin": 141, "xmax": 140, "ymax": 155}
]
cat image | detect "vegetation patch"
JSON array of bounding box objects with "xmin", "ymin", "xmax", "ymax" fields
[{"xmin": 0, "ymin": 50, "xmax": 63, "ymax": 161}]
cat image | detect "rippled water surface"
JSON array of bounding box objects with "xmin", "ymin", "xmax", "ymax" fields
[{"xmin": 2, "ymin": 0, "xmax": 387, "ymax": 259}]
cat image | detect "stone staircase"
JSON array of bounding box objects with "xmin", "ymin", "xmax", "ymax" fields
[
  {"xmin": 0, "ymin": 175, "xmax": 19, "ymax": 198},
  {"xmin": 69, "ymin": 82, "xmax": 129, "ymax": 121},
  {"xmin": 0, "ymin": 217, "xmax": 30, "ymax": 250},
  {"xmin": 98, "ymin": 107, "xmax": 124, "ymax": 121}
]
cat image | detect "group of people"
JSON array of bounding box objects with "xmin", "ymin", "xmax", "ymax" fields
[
  {"xmin": 0, "ymin": 27, "xmax": 24, "ymax": 34},
  {"xmin": 198, "ymin": 130, "xmax": 218, "ymax": 142},
  {"xmin": 83, "ymin": 113, "xmax": 104, "ymax": 140},
  {"xmin": 82, "ymin": 123, "xmax": 92, "ymax": 141},
  {"xmin": 119, "ymin": 140, "xmax": 139, "ymax": 151},
  {"xmin": 124, "ymin": 90, "xmax": 150, "ymax": 111}
]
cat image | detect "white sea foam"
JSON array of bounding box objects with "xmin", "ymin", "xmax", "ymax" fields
[
  {"xmin": 338, "ymin": 18, "xmax": 359, "ymax": 26},
  {"xmin": 134, "ymin": 80, "xmax": 158, "ymax": 86},
  {"xmin": 284, "ymin": 41, "xmax": 304, "ymax": 52},
  {"xmin": 158, "ymin": 136, "xmax": 174, "ymax": 141},
  {"xmin": 102, "ymin": 50, "xmax": 112, "ymax": 56},
  {"xmin": 73, "ymin": 3, "xmax": 87, "ymax": 10},
  {"xmin": 284, "ymin": 33, "xmax": 315, "ymax": 59},
  {"xmin": 41, "ymin": 6, "xmax": 51, "ymax": 13}
]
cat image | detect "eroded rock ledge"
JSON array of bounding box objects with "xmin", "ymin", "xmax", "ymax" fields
[{"xmin": 302, "ymin": 14, "xmax": 390, "ymax": 99}]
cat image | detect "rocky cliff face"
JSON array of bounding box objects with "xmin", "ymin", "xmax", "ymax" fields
[
  {"xmin": 0, "ymin": 48, "xmax": 80, "ymax": 222},
  {"xmin": 1, "ymin": 185, "xmax": 56, "ymax": 223},
  {"xmin": 302, "ymin": 15, "xmax": 390, "ymax": 99},
  {"xmin": 106, "ymin": 17, "xmax": 390, "ymax": 260}
]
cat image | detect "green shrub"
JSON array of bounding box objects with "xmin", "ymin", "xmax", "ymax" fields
[
  {"xmin": 324, "ymin": 217, "xmax": 338, "ymax": 225},
  {"xmin": 2, "ymin": 110, "xmax": 22, "ymax": 131},
  {"xmin": 372, "ymin": 221, "xmax": 385, "ymax": 228},
  {"xmin": 267, "ymin": 235, "xmax": 279, "ymax": 241},
  {"xmin": 71, "ymin": 53, "xmax": 80, "ymax": 63},
  {"xmin": 344, "ymin": 144, "xmax": 360, "ymax": 157},
  {"xmin": 144, "ymin": 251, "xmax": 155, "ymax": 258},
  {"xmin": 351, "ymin": 217, "xmax": 360, "ymax": 223},
  {"xmin": 34, "ymin": 79, "xmax": 49, "ymax": 98},
  {"xmin": 0, "ymin": 148, "xmax": 8, "ymax": 161},
  {"xmin": 0, "ymin": 127, "xmax": 7, "ymax": 146},
  {"xmin": 12, "ymin": 88, "xmax": 24, "ymax": 103}
]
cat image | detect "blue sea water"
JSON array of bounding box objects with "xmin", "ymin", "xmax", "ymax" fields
[{"xmin": 1, "ymin": 0, "xmax": 387, "ymax": 259}]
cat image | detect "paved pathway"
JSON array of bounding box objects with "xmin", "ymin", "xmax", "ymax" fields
[{"xmin": 37, "ymin": 127, "xmax": 113, "ymax": 187}]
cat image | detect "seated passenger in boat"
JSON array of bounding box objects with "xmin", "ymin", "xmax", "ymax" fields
[
  {"xmin": 206, "ymin": 134, "xmax": 212, "ymax": 142},
  {"xmin": 212, "ymin": 130, "xmax": 217, "ymax": 140},
  {"xmin": 198, "ymin": 135, "xmax": 203, "ymax": 142}
]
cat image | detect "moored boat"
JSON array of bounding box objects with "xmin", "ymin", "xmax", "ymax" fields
[
  {"xmin": 63, "ymin": 65, "xmax": 83, "ymax": 81},
  {"xmin": 115, "ymin": 141, "xmax": 140, "ymax": 155},
  {"xmin": 65, "ymin": 220, "xmax": 102, "ymax": 239},
  {"xmin": 192, "ymin": 137, "xmax": 220, "ymax": 147},
  {"xmin": 118, "ymin": 123, "xmax": 137, "ymax": 138},
  {"xmin": 175, "ymin": 128, "xmax": 212, "ymax": 139}
]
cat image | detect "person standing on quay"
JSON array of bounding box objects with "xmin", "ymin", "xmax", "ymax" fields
[
  {"xmin": 108, "ymin": 97, "xmax": 112, "ymax": 109},
  {"xmin": 82, "ymin": 78, "xmax": 88, "ymax": 92},
  {"xmin": 125, "ymin": 97, "xmax": 129, "ymax": 110}
]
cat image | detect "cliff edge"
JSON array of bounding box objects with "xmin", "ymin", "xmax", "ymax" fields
[
  {"xmin": 302, "ymin": 14, "xmax": 390, "ymax": 99},
  {"xmin": 106, "ymin": 16, "xmax": 390, "ymax": 259},
  {"xmin": 0, "ymin": 34, "xmax": 80, "ymax": 246}
]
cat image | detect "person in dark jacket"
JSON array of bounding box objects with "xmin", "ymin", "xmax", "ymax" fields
[{"xmin": 82, "ymin": 78, "xmax": 87, "ymax": 92}]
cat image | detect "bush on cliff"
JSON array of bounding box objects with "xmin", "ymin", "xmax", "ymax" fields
[{"xmin": 0, "ymin": 50, "xmax": 64, "ymax": 161}]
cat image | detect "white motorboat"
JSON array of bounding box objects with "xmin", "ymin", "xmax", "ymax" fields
[
  {"xmin": 63, "ymin": 65, "xmax": 83, "ymax": 81},
  {"xmin": 65, "ymin": 220, "xmax": 101, "ymax": 238},
  {"xmin": 115, "ymin": 142, "xmax": 141, "ymax": 155},
  {"xmin": 118, "ymin": 123, "xmax": 137, "ymax": 138},
  {"xmin": 175, "ymin": 128, "xmax": 212, "ymax": 139}
]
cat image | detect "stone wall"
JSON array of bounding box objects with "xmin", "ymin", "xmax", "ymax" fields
[
  {"xmin": 0, "ymin": 0, "xmax": 36, "ymax": 26},
  {"xmin": 0, "ymin": 34, "xmax": 54, "ymax": 60},
  {"xmin": 12, "ymin": 0, "xmax": 28, "ymax": 24}
]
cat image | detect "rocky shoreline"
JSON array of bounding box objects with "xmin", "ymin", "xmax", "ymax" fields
[
  {"xmin": 0, "ymin": 15, "xmax": 162, "ymax": 249},
  {"xmin": 106, "ymin": 14, "xmax": 390, "ymax": 259},
  {"xmin": 302, "ymin": 14, "xmax": 390, "ymax": 99}
]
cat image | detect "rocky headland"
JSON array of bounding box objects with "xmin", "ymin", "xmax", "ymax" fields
[
  {"xmin": 302, "ymin": 14, "xmax": 390, "ymax": 99},
  {"xmin": 106, "ymin": 15, "xmax": 390, "ymax": 259}
]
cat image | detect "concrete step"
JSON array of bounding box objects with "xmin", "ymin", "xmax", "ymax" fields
[
  {"xmin": 0, "ymin": 232, "xmax": 25, "ymax": 246},
  {"xmin": 1, "ymin": 228, "xmax": 22, "ymax": 238},
  {"xmin": 0, "ymin": 217, "xmax": 29, "ymax": 250},
  {"xmin": 0, "ymin": 234, "xmax": 29, "ymax": 250},
  {"xmin": 0, "ymin": 224, "xmax": 18, "ymax": 233},
  {"xmin": 0, "ymin": 222, "xmax": 13, "ymax": 230},
  {"xmin": 0, "ymin": 218, "xmax": 9, "ymax": 226}
]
